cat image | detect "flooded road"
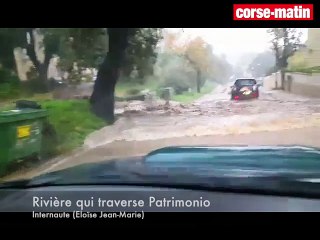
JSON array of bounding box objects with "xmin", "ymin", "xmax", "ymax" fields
[
  {"xmin": 2, "ymin": 85, "xmax": 320, "ymax": 181},
  {"xmin": 85, "ymin": 85, "xmax": 320, "ymax": 147}
]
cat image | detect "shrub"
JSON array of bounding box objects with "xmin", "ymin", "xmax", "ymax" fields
[
  {"xmin": 156, "ymin": 54, "xmax": 195, "ymax": 93},
  {"xmin": 0, "ymin": 68, "xmax": 21, "ymax": 99},
  {"xmin": 126, "ymin": 88, "xmax": 141, "ymax": 95}
]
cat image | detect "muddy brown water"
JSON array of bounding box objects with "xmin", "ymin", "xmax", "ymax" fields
[
  {"xmin": 2, "ymin": 86, "xmax": 320, "ymax": 182},
  {"xmin": 2, "ymin": 126, "xmax": 320, "ymax": 182}
]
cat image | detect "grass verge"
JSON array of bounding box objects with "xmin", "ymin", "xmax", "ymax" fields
[
  {"xmin": 172, "ymin": 83, "xmax": 215, "ymax": 103},
  {"xmin": 286, "ymin": 66, "xmax": 320, "ymax": 74},
  {"xmin": 116, "ymin": 80, "xmax": 159, "ymax": 97},
  {"xmin": 40, "ymin": 100, "xmax": 107, "ymax": 155}
]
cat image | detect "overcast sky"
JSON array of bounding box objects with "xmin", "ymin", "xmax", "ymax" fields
[{"xmin": 166, "ymin": 28, "xmax": 308, "ymax": 65}]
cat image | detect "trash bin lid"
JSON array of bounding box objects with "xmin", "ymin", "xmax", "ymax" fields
[{"xmin": 0, "ymin": 108, "xmax": 48, "ymax": 124}]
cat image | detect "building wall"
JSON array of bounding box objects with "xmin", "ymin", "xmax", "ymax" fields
[
  {"xmin": 264, "ymin": 72, "xmax": 320, "ymax": 98},
  {"xmin": 305, "ymin": 49, "xmax": 320, "ymax": 67},
  {"xmin": 303, "ymin": 28, "xmax": 320, "ymax": 68},
  {"xmin": 284, "ymin": 72, "xmax": 320, "ymax": 98},
  {"xmin": 307, "ymin": 28, "xmax": 320, "ymax": 50},
  {"xmin": 288, "ymin": 29, "xmax": 320, "ymax": 69}
]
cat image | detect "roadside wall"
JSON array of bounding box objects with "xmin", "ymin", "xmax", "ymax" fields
[
  {"xmin": 284, "ymin": 72, "xmax": 320, "ymax": 98},
  {"xmin": 263, "ymin": 72, "xmax": 281, "ymax": 90},
  {"xmin": 264, "ymin": 72, "xmax": 320, "ymax": 98}
]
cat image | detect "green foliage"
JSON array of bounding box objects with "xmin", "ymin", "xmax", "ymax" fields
[
  {"xmin": 126, "ymin": 89, "xmax": 140, "ymax": 95},
  {"xmin": 21, "ymin": 78, "xmax": 48, "ymax": 94},
  {"xmin": 122, "ymin": 28, "xmax": 162, "ymax": 81},
  {"xmin": 268, "ymin": 28, "xmax": 302, "ymax": 69},
  {"xmin": 0, "ymin": 68, "xmax": 19, "ymax": 84},
  {"xmin": 115, "ymin": 79, "xmax": 159, "ymax": 97},
  {"xmin": 163, "ymin": 74, "xmax": 193, "ymax": 94},
  {"xmin": 161, "ymin": 31, "xmax": 233, "ymax": 87},
  {"xmin": 38, "ymin": 28, "xmax": 65, "ymax": 60},
  {"xmin": 172, "ymin": 82, "xmax": 214, "ymax": 103},
  {"xmin": 0, "ymin": 28, "xmax": 162, "ymax": 86},
  {"xmin": 55, "ymin": 28, "xmax": 109, "ymax": 71},
  {"xmin": 0, "ymin": 82, "xmax": 20, "ymax": 99},
  {"xmin": 0, "ymin": 28, "xmax": 108, "ymax": 83},
  {"xmin": 155, "ymin": 53, "xmax": 197, "ymax": 93},
  {"xmin": 209, "ymin": 55, "xmax": 233, "ymax": 84},
  {"xmin": 0, "ymin": 28, "xmax": 27, "ymax": 70},
  {"xmin": 309, "ymin": 66, "xmax": 320, "ymax": 72},
  {"xmin": 44, "ymin": 28, "xmax": 161, "ymax": 85},
  {"xmin": 286, "ymin": 66, "xmax": 320, "ymax": 74},
  {"xmin": 0, "ymin": 68, "xmax": 21, "ymax": 99}
]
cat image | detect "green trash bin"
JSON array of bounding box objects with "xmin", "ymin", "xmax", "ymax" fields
[{"xmin": 0, "ymin": 108, "xmax": 48, "ymax": 175}]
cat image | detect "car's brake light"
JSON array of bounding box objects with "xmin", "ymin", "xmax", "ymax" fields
[{"xmin": 234, "ymin": 96, "xmax": 239, "ymax": 100}]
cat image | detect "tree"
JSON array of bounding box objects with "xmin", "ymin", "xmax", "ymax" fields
[
  {"xmin": 184, "ymin": 37, "xmax": 211, "ymax": 93},
  {"xmin": 0, "ymin": 28, "xmax": 67, "ymax": 91},
  {"xmin": 268, "ymin": 28, "xmax": 302, "ymax": 89},
  {"xmin": 0, "ymin": 28, "xmax": 162, "ymax": 120},
  {"xmin": 154, "ymin": 52, "xmax": 196, "ymax": 94},
  {"xmin": 122, "ymin": 28, "xmax": 162, "ymax": 83},
  {"xmin": 210, "ymin": 54, "xmax": 233, "ymax": 83},
  {"xmin": 56, "ymin": 28, "xmax": 109, "ymax": 84},
  {"xmin": 0, "ymin": 28, "xmax": 108, "ymax": 92},
  {"xmin": 163, "ymin": 32, "xmax": 212, "ymax": 93},
  {"xmin": 88, "ymin": 29, "xmax": 134, "ymax": 122},
  {"xmin": 41, "ymin": 28, "xmax": 161, "ymax": 121},
  {"xmin": 25, "ymin": 28, "xmax": 63, "ymax": 91},
  {"xmin": 0, "ymin": 28, "xmax": 26, "ymax": 72},
  {"xmin": 89, "ymin": 28, "xmax": 162, "ymax": 122},
  {"xmin": 248, "ymin": 51, "xmax": 275, "ymax": 78}
]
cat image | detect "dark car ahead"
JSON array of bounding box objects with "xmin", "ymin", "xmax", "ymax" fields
[{"xmin": 231, "ymin": 78, "xmax": 259, "ymax": 100}]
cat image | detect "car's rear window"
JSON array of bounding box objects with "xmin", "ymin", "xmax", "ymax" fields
[{"xmin": 235, "ymin": 79, "xmax": 256, "ymax": 86}]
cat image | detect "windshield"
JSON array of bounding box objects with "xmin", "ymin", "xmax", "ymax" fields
[
  {"xmin": 1, "ymin": 28, "xmax": 318, "ymax": 194},
  {"xmin": 235, "ymin": 79, "xmax": 257, "ymax": 86}
]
